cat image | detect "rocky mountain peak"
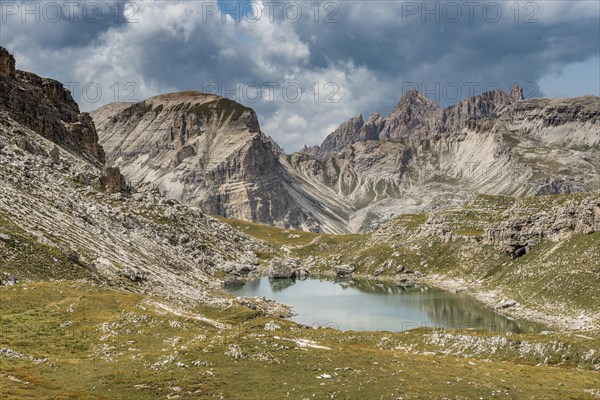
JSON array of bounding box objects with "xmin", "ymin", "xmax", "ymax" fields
[
  {"xmin": 299, "ymin": 144, "xmax": 320, "ymax": 156},
  {"xmin": 0, "ymin": 46, "xmax": 105, "ymax": 164},
  {"xmin": 92, "ymin": 90, "xmax": 318, "ymax": 230},
  {"xmin": 394, "ymin": 88, "xmax": 439, "ymax": 110},
  {"xmin": 0, "ymin": 47, "xmax": 16, "ymax": 78},
  {"xmin": 365, "ymin": 111, "xmax": 383, "ymax": 124},
  {"xmin": 378, "ymin": 89, "xmax": 439, "ymax": 140},
  {"xmin": 316, "ymin": 113, "xmax": 365, "ymax": 160},
  {"xmin": 511, "ymin": 84, "xmax": 524, "ymax": 101}
]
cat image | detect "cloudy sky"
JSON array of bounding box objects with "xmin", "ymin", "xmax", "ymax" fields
[{"xmin": 1, "ymin": 0, "xmax": 599, "ymax": 151}]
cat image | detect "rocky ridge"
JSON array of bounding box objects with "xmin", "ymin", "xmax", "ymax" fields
[
  {"xmin": 0, "ymin": 110, "xmax": 268, "ymax": 303},
  {"xmin": 91, "ymin": 92, "xmax": 325, "ymax": 231},
  {"xmin": 316, "ymin": 86, "xmax": 524, "ymax": 159},
  {"xmin": 0, "ymin": 46, "xmax": 270, "ymax": 303},
  {"xmin": 286, "ymin": 92, "xmax": 599, "ymax": 232},
  {"xmin": 93, "ymin": 80, "xmax": 599, "ymax": 233},
  {"xmin": 0, "ymin": 47, "xmax": 105, "ymax": 164}
]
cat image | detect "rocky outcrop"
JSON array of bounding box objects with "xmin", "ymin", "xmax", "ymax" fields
[
  {"xmin": 99, "ymin": 167, "xmax": 128, "ymax": 193},
  {"xmin": 268, "ymin": 257, "xmax": 298, "ymax": 279},
  {"xmin": 335, "ymin": 264, "xmax": 357, "ymax": 277},
  {"xmin": 0, "ymin": 47, "xmax": 105, "ymax": 164},
  {"xmin": 485, "ymin": 198, "xmax": 600, "ymax": 258},
  {"xmin": 0, "ymin": 47, "xmax": 15, "ymax": 78},
  {"xmin": 92, "ymin": 92, "xmax": 318, "ymax": 230},
  {"xmin": 0, "ymin": 109, "xmax": 262, "ymax": 302},
  {"xmin": 434, "ymin": 86, "xmax": 523, "ymax": 136},
  {"xmin": 500, "ymin": 96, "xmax": 600, "ymax": 147},
  {"xmin": 379, "ymin": 89, "xmax": 440, "ymax": 140}
]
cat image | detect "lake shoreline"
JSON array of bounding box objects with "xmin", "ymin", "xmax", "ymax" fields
[
  {"xmin": 239, "ymin": 267, "xmax": 598, "ymax": 333},
  {"xmin": 230, "ymin": 272, "xmax": 542, "ymax": 333}
]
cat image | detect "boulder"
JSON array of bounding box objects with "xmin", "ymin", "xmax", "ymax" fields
[
  {"xmin": 67, "ymin": 250, "xmax": 80, "ymax": 263},
  {"xmin": 49, "ymin": 145, "xmax": 60, "ymax": 164},
  {"xmin": 1, "ymin": 274, "xmax": 18, "ymax": 286},
  {"xmin": 298, "ymin": 268, "xmax": 309, "ymax": 280},
  {"xmin": 222, "ymin": 276, "xmax": 245, "ymax": 290},
  {"xmin": 335, "ymin": 264, "xmax": 357, "ymax": 277},
  {"xmin": 89, "ymin": 257, "xmax": 116, "ymax": 276},
  {"xmin": 496, "ymin": 299, "xmax": 518, "ymax": 309},
  {"xmin": 268, "ymin": 257, "xmax": 297, "ymax": 279},
  {"xmin": 222, "ymin": 262, "xmax": 255, "ymax": 276},
  {"xmin": 122, "ymin": 268, "xmax": 147, "ymax": 282},
  {"xmin": 99, "ymin": 167, "xmax": 128, "ymax": 193},
  {"xmin": 264, "ymin": 321, "xmax": 281, "ymax": 331}
]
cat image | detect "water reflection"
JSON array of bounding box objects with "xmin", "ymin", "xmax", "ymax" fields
[
  {"xmin": 229, "ymin": 277, "xmax": 542, "ymax": 333},
  {"xmin": 268, "ymin": 277, "xmax": 296, "ymax": 292}
]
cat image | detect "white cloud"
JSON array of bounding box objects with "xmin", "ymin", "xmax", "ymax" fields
[{"xmin": 1, "ymin": 0, "xmax": 598, "ymax": 152}]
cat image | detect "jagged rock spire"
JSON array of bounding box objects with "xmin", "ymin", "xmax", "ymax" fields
[
  {"xmin": 511, "ymin": 84, "xmax": 524, "ymax": 101},
  {"xmin": 0, "ymin": 46, "xmax": 105, "ymax": 164},
  {"xmin": 316, "ymin": 114, "xmax": 365, "ymax": 160},
  {"xmin": 0, "ymin": 46, "xmax": 16, "ymax": 78}
]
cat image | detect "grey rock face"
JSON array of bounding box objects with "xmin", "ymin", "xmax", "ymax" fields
[
  {"xmin": 316, "ymin": 114, "xmax": 364, "ymax": 160},
  {"xmin": 379, "ymin": 89, "xmax": 440, "ymax": 140},
  {"xmin": 0, "ymin": 47, "xmax": 15, "ymax": 78},
  {"xmin": 268, "ymin": 257, "xmax": 297, "ymax": 279},
  {"xmin": 0, "ymin": 47, "xmax": 105, "ymax": 164},
  {"xmin": 99, "ymin": 167, "xmax": 128, "ymax": 193},
  {"xmin": 92, "ymin": 92, "xmax": 316, "ymax": 231},
  {"xmin": 485, "ymin": 198, "xmax": 600, "ymax": 258},
  {"xmin": 335, "ymin": 264, "xmax": 357, "ymax": 277}
]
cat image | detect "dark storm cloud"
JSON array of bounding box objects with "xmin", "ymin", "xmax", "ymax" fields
[
  {"xmin": 0, "ymin": 0, "xmax": 598, "ymax": 150},
  {"xmin": 0, "ymin": 0, "xmax": 129, "ymax": 48},
  {"xmin": 293, "ymin": 1, "xmax": 599, "ymax": 103}
]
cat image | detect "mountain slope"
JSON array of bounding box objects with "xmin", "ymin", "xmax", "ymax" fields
[
  {"xmin": 287, "ymin": 90, "xmax": 600, "ymax": 231},
  {"xmin": 91, "ymin": 75, "xmax": 599, "ymax": 234},
  {"xmin": 0, "ymin": 47, "xmax": 105, "ymax": 164},
  {"xmin": 91, "ymin": 92, "xmax": 328, "ymax": 231},
  {"xmin": 0, "ymin": 47, "xmax": 262, "ymax": 302}
]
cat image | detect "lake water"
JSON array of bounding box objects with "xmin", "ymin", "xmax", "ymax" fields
[{"xmin": 229, "ymin": 277, "xmax": 541, "ymax": 333}]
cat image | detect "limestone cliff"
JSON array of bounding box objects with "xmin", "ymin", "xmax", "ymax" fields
[
  {"xmin": 94, "ymin": 83, "xmax": 599, "ymax": 233},
  {"xmin": 286, "ymin": 89, "xmax": 599, "ymax": 231},
  {"xmin": 92, "ymin": 92, "xmax": 318, "ymax": 230},
  {"xmin": 484, "ymin": 197, "xmax": 600, "ymax": 258},
  {"xmin": 318, "ymin": 86, "xmax": 525, "ymax": 158},
  {"xmin": 0, "ymin": 47, "xmax": 105, "ymax": 164}
]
